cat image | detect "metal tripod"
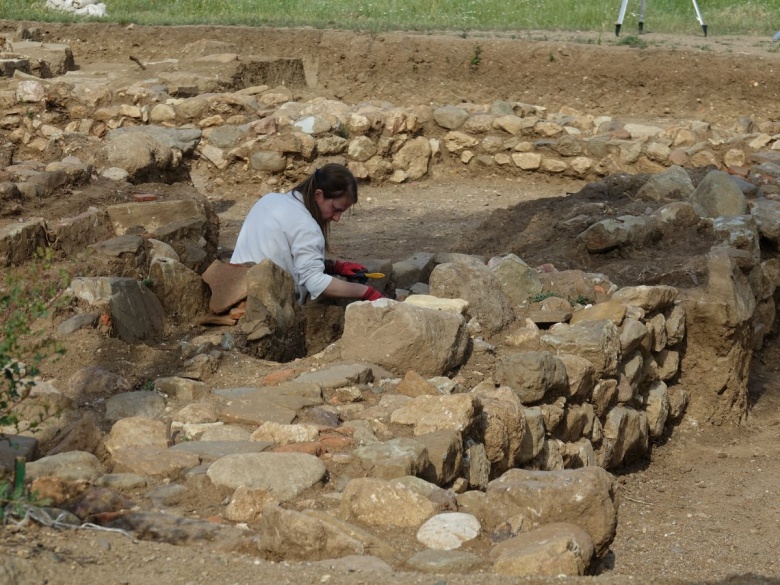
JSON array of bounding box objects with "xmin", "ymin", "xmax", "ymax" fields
[{"xmin": 615, "ymin": 0, "xmax": 707, "ymax": 37}]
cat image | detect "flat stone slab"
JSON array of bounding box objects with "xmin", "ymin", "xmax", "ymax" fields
[
  {"xmin": 406, "ymin": 549, "xmax": 483, "ymax": 574},
  {"xmin": 206, "ymin": 452, "xmax": 326, "ymax": 502},
  {"xmin": 218, "ymin": 383, "xmax": 322, "ymax": 425},
  {"xmin": 169, "ymin": 440, "xmax": 272, "ymax": 462},
  {"xmin": 294, "ymin": 363, "xmax": 373, "ymax": 390},
  {"xmin": 26, "ymin": 451, "xmax": 103, "ymax": 482}
]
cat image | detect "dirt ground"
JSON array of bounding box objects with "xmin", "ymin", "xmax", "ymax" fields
[{"xmin": 2, "ymin": 20, "xmax": 780, "ymax": 585}]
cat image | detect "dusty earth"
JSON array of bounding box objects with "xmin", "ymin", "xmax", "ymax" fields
[{"xmin": 2, "ymin": 20, "xmax": 780, "ymax": 585}]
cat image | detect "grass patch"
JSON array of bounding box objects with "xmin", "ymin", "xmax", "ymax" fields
[
  {"xmin": 617, "ymin": 35, "xmax": 648, "ymax": 48},
  {"xmin": 0, "ymin": 0, "xmax": 776, "ymax": 35}
]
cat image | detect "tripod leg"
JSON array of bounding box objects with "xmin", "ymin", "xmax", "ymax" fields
[
  {"xmin": 615, "ymin": 0, "xmax": 630, "ymax": 36},
  {"xmin": 690, "ymin": 0, "xmax": 708, "ymax": 36},
  {"xmin": 638, "ymin": 0, "xmax": 646, "ymax": 33}
]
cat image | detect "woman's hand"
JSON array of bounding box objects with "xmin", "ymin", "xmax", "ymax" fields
[
  {"xmin": 361, "ymin": 286, "xmax": 383, "ymax": 301},
  {"xmin": 332, "ymin": 260, "xmax": 367, "ymax": 277}
]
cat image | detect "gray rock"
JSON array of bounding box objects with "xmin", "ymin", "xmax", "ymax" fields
[
  {"xmin": 353, "ymin": 437, "xmax": 430, "ymax": 480},
  {"xmin": 0, "ymin": 217, "xmax": 47, "ymax": 267},
  {"xmin": 433, "ymin": 106, "xmax": 469, "ymax": 130},
  {"xmin": 250, "ymin": 150, "xmax": 287, "ymax": 172},
  {"xmin": 206, "ymin": 452, "xmax": 326, "ymax": 501},
  {"xmin": 149, "ymin": 257, "xmax": 209, "ymax": 321},
  {"xmin": 601, "ymin": 405, "xmax": 649, "ymax": 468},
  {"xmin": 690, "ymin": 170, "xmax": 747, "ymax": 218},
  {"xmin": 218, "ymin": 383, "xmax": 322, "ymax": 425},
  {"xmin": 578, "ymin": 215, "xmax": 661, "ymax": 254},
  {"xmin": 541, "ymin": 320, "xmax": 622, "ymax": 377},
  {"xmin": 104, "ymin": 391, "xmax": 166, "ymax": 421},
  {"xmin": 416, "ymin": 430, "xmax": 463, "ymax": 486},
  {"xmin": 56, "ymin": 312, "xmax": 100, "ymax": 336},
  {"xmin": 751, "ymin": 198, "xmax": 780, "ymax": 244},
  {"xmin": 294, "ymin": 363, "xmax": 373, "ymax": 390},
  {"xmin": 472, "ymin": 385, "xmax": 526, "ymax": 474},
  {"xmin": 489, "ymin": 254, "xmax": 543, "ymax": 306},
  {"xmin": 390, "ymin": 393, "xmax": 478, "ymax": 436},
  {"xmin": 104, "ymin": 417, "xmax": 169, "ymax": 454},
  {"xmin": 108, "ymin": 278, "xmax": 166, "ymax": 344},
  {"xmin": 108, "ymin": 125, "xmax": 201, "ymax": 155},
  {"xmin": 495, "ymin": 351, "xmax": 568, "ymax": 404},
  {"xmin": 406, "ymin": 549, "xmax": 483, "ymax": 573},
  {"xmin": 636, "ymin": 165, "xmax": 694, "ymax": 201},
  {"xmin": 170, "ymin": 440, "xmax": 272, "ymax": 462},
  {"xmin": 392, "ymin": 252, "xmax": 435, "ymax": 289},
  {"xmin": 95, "ymin": 473, "xmax": 148, "ymax": 490},
  {"xmin": 26, "ymin": 451, "xmax": 103, "ymax": 482},
  {"xmin": 429, "ymin": 261, "xmax": 514, "ymax": 334}
]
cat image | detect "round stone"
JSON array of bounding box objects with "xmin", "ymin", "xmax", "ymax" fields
[{"xmin": 416, "ymin": 512, "xmax": 481, "ymax": 550}]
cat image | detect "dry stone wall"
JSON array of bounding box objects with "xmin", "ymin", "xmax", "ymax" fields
[
  {"xmin": 1, "ymin": 40, "xmax": 780, "ymax": 191},
  {"xmin": 2, "ymin": 32, "xmax": 780, "ymax": 576}
]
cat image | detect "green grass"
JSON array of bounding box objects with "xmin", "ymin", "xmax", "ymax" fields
[{"xmin": 0, "ymin": 0, "xmax": 776, "ymax": 35}]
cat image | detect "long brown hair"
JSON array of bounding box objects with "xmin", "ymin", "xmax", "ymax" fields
[{"xmin": 294, "ymin": 163, "xmax": 358, "ymax": 250}]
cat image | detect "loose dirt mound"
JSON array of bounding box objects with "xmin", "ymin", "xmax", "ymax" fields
[{"xmin": 2, "ymin": 20, "xmax": 780, "ymax": 585}]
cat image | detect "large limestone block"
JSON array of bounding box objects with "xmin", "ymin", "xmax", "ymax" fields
[
  {"xmin": 578, "ymin": 215, "xmax": 661, "ymax": 254},
  {"xmin": 644, "ymin": 381, "xmax": 670, "ymax": 439},
  {"xmin": 207, "ymin": 452, "xmax": 326, "ymax": 502},
  {"xmin": 556, "ymin": 354, "xmax": 596, "ymax": 400},
  {"xmin": 149, "ymin": 257, "xmax": 209, "ymax": 321},
  {"xmin": 490, "ymin": 522, "xmax": 595, "ymax": 577},
  {"xmin": 494, "ymin": 351, "xmax": 568, "ymax": 404},
  {"xmin": 488, "ymin": 253, "xmax": 543, "ymax": 306},
  {"xmin": 471, "ymin": 385, "xmax": 526, "ymax": 474},
  {"xmin": 690, "ymin": 170, "xmax": 747, "ymax": 218},
  {"xmin": 258, "ymin": 504, "xmax": 365, "ymax": 560},
  {"xmin": 340, "ymin": 299, "xmax": 469, "ymax": 376},
  {"xmin": 636, "ymin": 164, "xmax": 694, "ymax": 202},
  {"xmin": 94, "ymin": 131, "xmax": 179, "ymax": 183},
  {"xmin": 429, "ymin": 262, "xmax": 513, "ymax": 334},
  {"xmin": 106, "ymin": 195, "xmax": 218, "ymax": 273},
  {"xmin": 484, "ymin": 466, "xmax": 618, "ymax": 557},
  {"xmin": 390, "ymin": 393, "xmax": 479, "ymax": 436},
  {"xmin": 339, "ymin": 477, "xmax": 439, "ymax": 528},
  {"xmin": 416, "ymin": 430, "xmax": 463, "ymax": 486},
  {"xmin": 600, "ymin": 406, "xmax": 649, "ymax": 468},
  {"xmin": 517, "ymin": 406, "xmax": 546, "ymax": 464},
  {"xmin": 541, "ymin": 320, "xmax": 622, "ymax": 377},
  {"xmin": 26, "ymin": 451, "xmax": 104, "ymax": 482},
  {"xmin": 353, "ymin": 437, "xmax": 430, "ymax": 480}
]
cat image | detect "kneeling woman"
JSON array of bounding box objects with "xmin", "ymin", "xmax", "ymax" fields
[{"xmin": 230, "ymin": 163, "xmax": 383, "ymax": 304}]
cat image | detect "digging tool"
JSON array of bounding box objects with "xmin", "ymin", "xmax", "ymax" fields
[{"xmin": 615, "ymin": 0, "xmax": 707, "ymax": 37}]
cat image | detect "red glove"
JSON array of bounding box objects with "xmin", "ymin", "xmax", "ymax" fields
[
  {"xmin": 361, "ymin": 286, "xmax": 384, "ymax": 301},
  {"xmin": 333, "ymin": 260, "xmax": 367, "ymax": 278}
]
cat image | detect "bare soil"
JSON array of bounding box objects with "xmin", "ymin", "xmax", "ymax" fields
[{"xmin": 2, "ymin": 20, "xmax": 780, "ymax": 585}]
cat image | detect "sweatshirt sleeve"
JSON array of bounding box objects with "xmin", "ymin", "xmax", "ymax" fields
[{"xmin": 288, "ymin": 222, "xmax": 332, "ymax": 300}]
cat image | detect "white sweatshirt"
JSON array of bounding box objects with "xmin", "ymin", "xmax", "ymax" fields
[{"xmin": 230, "ymin": 191, "xmax": 333, "ymax": 302}]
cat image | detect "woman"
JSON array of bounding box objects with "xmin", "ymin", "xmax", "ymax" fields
[{"xmin": 230, "ymin": 163, "xmax": 383, "ymax": 304}]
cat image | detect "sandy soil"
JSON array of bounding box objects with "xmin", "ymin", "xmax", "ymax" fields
[{"xmin": 2, "ymin": 20, "xmax": 780, "ymax": 585}]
